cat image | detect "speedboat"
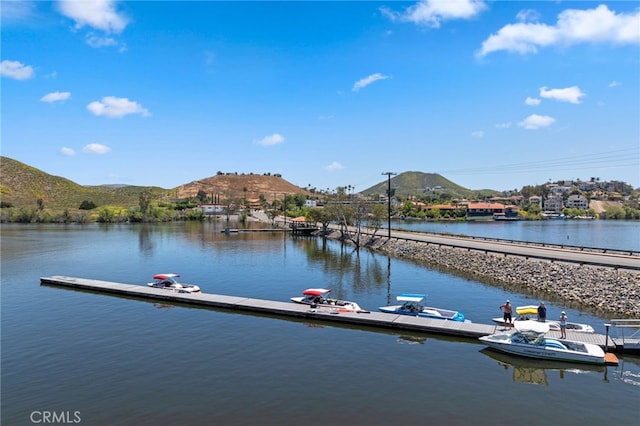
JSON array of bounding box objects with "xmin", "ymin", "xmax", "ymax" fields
[
  {"xmin": 492, "ymin": 305, "xmax": 594, "ymax": 333},
  {"xmin": 290, "ymin": 288, "xmax": 368, "ymax": 313},
  {"xmin": 479, "ymin": 321, "xmax": 606, "ymax": 365},
  {"xmin": 147, "ymin": 273, "xmax": 201, "ymax": 293},
  {"xmin": 491, "ymin": 317, "xmax": 595, "ymax": 333},
  {"xmin": 378, "ymin": 294, "xmax": 466, "ymax": 322}
]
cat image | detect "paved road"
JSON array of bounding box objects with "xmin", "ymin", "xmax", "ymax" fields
[{"xmin": 327, "ymin": 224, "xmax": 640, "ymax": 271}]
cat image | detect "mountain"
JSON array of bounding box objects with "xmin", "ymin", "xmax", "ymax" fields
[
  {"xmin": 172, "ymin": 173, "xmax": 312, "ymax": 202},
  {"xmin": 361, "ymin": 171, "xmax": 497, "ymax": 199},
  {"xmin": 0, "ymin": 156, "xmax": 164, "ymax": 209}
]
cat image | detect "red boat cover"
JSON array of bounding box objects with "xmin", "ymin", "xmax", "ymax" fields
[
  {"xmin": 302, "ymin": 288, "xmax": 331, "ymax": 296},
  {"xmin": 153, "ymin": 273, "xmax": 179, "ymax": 280}
]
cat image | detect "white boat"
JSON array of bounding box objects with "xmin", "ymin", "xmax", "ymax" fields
[
  {"xmin": 378, "ymin": 294, "xmax": 467, "ymax": 322},
  {"xmin": 491, "ymin": 305, "xmax": 594, "ymax": 333},
  {"xmin": 491, "ymin": 317, "xmax": 595, "ymax": 333},
  {"xmin": 290, "ymin": 288, "xmax": 368, "ymax": 313},
  {"xmin": 147, "ymin": 273, "xmax": 201, "ymax": 293},
  {"xmin": 479, "ymin": 321, "xmax": 606, "ymax": 365}
]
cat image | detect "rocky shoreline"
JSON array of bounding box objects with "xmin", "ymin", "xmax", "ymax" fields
[{"xmin": 324, "ymin": 230, "xmax": 640, "ymax": 318}]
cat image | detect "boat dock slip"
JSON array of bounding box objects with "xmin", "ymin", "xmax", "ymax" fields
[{"xmin": 40, "ymin": 276, "xmax": 620, "ymax": 355}]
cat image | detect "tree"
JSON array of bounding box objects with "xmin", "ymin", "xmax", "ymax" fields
[
  {"xmin": 307, "ymin": 207, "xmax": 333, "ymax": 235},
  {"xmin": 79, "ymin": 200, "xmax": 97, "ymax": 210},
  {"xmin": 139, "ymin": 190, "xmax": 152, "ymax": 217}
]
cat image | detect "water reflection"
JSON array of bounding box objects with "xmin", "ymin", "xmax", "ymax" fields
[
  {"xmin": 480, "ymin": 348, "xmax": 608, "ymax": 385},
  {"xmin": 138, "ymin": 225, "xmax": 153, "ymax": 255},
  {"xmin": 397, "ymin": 334, "xmax": 428, "ymax": 345},
  {"xmin": 293, "ymin": 237, "xmax": 391, "ymax": 299}
]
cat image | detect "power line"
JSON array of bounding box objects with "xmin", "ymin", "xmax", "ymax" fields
[{"xmin": 438, "ymin": 148, "xmax": 639, "ymax": 176}]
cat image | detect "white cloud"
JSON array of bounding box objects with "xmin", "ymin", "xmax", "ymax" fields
[
  {"xmin": 1, "ymin": 1, "xmax": 36, "ymax": 22},
  {"xmin": 256, "ymin": 133, "xmax": 285, "ymax": 146},
  {"xmin": 87, "ymin": 96, "xmax": 150, "ymax": 118},
  {"xmin": 352, "ymin": 73, "xmax": 389, "ymax": 92},
  {"xmin": 518, "ymin": 114, "xmax": 555, "ymax": 130},
  {"xmin": 57, "ymin": 0, "xmax": 129, "ymax": 33},
  {"xmin": 85, "ymin": 33, "xmax": 119, "ymax": 48},
  {"xmin": 471, "ymin": 130, "xmax": 484, "ymax": 138},
  {"xmin": 525, "ymin": 97, "xmax": 541, "ymax": 106},
  {"xmin": 324, "ymin": 161, "xmax": 344, "ymax": 172},
  {"xmin": 516, "ymin": 9, "xmax": 540, "ymax": 23},
  {"xmin": 495, "ymin": 122, "xmax": 512, "ymax": 129},
  {"xmin": 60, "ymin": 147, "xmax": 76, "ymax": 156},
  {"xmin": 382, "ymin": 0, "xmax": 487, "ymax": 28},
  {"xmin": 1, "ymin": 60, "xmax": 34, "ymax": 80},
  {"xmin": 478, "ymin": 4, "xmax": 640, "ymax": 57},
  {"xmin": 608, "ymin": 80, "xmax": 621, "ymax": 88},
  {"xmin": 40, "ymin": 91, "xmax": 71, "ymax": 103},
  {"xmin": 540, "ymin": 86, "xmax": 585, "ymax": 104},
  {"xmin": 82, "ymin": 143, "xmax": 111, "ymax": 154}
]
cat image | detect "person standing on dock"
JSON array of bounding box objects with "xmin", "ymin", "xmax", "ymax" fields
[
  {"xmin": 500, "ymin": 300, "xmax": 513, "ymax": 327},
  {"xmin": 537, "ymin": 302, "xmax": 547, "ymax": 322},
  {"xmin": 559, "ymin": 311, "xmax": 568, "ymax": 338}
]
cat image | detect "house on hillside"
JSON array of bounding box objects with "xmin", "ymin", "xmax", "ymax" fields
[
  {"xmin": 528, "ymin": 195, "xmax": 543, "ymax": 209},
  {"xmin": 543, "ymin": 196, "xmax": 563, "ymax": 214},
  {"xmin": 566, "ymin": 194, "xmax": 589, "ymax": 210}
]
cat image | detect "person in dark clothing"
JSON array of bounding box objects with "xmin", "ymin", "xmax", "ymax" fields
[{"xmin": 537, "ymin": 302, "xmax": 547, "ymax": 322}]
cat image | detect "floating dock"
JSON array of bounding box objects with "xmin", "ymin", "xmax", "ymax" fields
[{"xmin": 40, "ymin": 275, "xmax": 621, "ymax": 362}]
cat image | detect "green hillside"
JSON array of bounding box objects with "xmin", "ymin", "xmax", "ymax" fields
[
  {"xmin": 362, "ymin": 171, "xmax": 496, "ymax": 199},
  {"xmin": 0, "ymin": 156, "xmax": 166, "ymax": 209}
]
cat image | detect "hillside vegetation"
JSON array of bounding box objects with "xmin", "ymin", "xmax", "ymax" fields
[
  {"xmin": 361, "ymin": 171, "xmax": 497, "ymax": 199},
  {"xmin": 0, "ymin": 156, "xmax": 165, "ymax": 209}
]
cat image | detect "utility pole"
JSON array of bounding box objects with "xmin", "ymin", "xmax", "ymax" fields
[{"xmin": 382, "ymin": 172, "xmax": 396, "ymax": 238}]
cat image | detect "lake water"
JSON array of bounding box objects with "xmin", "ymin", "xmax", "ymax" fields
[
  {"xmin": 1, "ymin": 221, "xmax": 639, "ymax": 425},
  {"xmin": 391, "ymin": 219, "xmax": 640, "ymax": 251}
]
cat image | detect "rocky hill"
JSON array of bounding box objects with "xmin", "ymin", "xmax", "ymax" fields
[{"xmin": 173, "ymin": 173, "xmax": 312, "ymax": 202}]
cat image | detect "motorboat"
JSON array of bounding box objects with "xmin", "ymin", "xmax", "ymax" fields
[
  {"xmin": 492, "ymin": 317, "xmax": 595, "ymax": 333},
  {"xmin": 378, "ymin": 294, "xmax": 466, "ymax": 322},
  {"xmin": 479, "ymin": 321, "xmax": 606, "ymax": 365},
  {"xmin": 147, "ymin": 273, "xmax": 201, "ymax": 293},
  {"xmin": 492, "ymin": 305, "xmax": 594, "ymax": 333},
  {"xmin": 290, "ymin": 288, "xmax": 368, "ymax": 313}
]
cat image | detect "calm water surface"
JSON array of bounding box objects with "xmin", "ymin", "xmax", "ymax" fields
[
  {"xmin": 1, "ymin": 222, "xmax": 639, "ymax": 425},
  {"xmin": 392, "ymin": 219, "xmax": 640, "ymax": 251}
]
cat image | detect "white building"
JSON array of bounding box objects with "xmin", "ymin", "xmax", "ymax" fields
[
  {"xmin": 566, "ymin": 194, "xmax": 589, "ymax": 210},
  {"xmin": 543, "ymin": 196, "xmax": 563, "ymax": 213},
  {"xmin": 200, "ymin": 204, "xmax": 225, "ymax": 214}
]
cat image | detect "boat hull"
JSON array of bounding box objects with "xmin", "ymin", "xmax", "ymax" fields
[
  {"xmin": 379, "ymin": 305, "xmax": 466, "ymax": 322},
  {"xmin": 491, "ymin": 318, "xmax": 594, "ymax": 333},
  {"xmin": 479, "ymin": 334, "xmax": 605, "ymax": 365},
  {"xmin": 291, "ymin": 296, "xmax": 365, "ymax": 313}
]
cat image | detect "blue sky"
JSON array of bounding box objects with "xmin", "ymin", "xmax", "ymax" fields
[{"xmin": 2, "ymin": 1, "xmax": 639, "ymax": 192}]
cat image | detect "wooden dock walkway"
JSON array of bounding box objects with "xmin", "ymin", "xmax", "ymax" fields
[{"xmin": 40, "ymin": 276, "xmax": 620, "ymax": 353}]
